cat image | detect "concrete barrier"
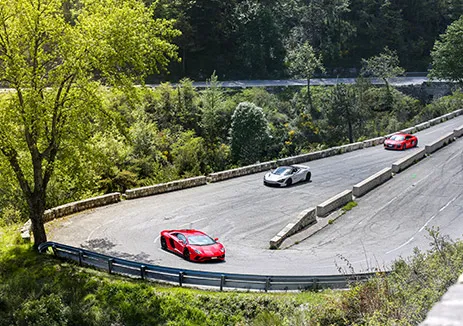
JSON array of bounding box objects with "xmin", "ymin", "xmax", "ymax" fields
[
  {"xmin": 124, "ymin": 176, "xmax": 207, "ymax": 199},
  {"xmin": 316, "ymin": 190, "xmax": 353, "ymax": 217},
  {"xmin": 421, "ymin": 273, "xmax": 463, "ymax": 326},
  {"xmin": 269, "ymin": 208, "xmax": 317, "ymax": 249},
  {"xmin": 429, "ymin": 116, "xmax": 443, "ymax": 126},
  {"xmin": 338, "ymin": 141, "xmax": 364, "ymax": 153},
  {"xmin": 425, "ymin": 132, "xmax": 455, "ymax": 154},
  {"xmin": 415, "ymin": 121, "xmax": 431, "ymax": 131},
  {"xmin": 353, "ymin": 168, "xmax": 392, "ymax": 198},
  {"xmin": 401, "ymin": 126, "xmax": 417, "ymax": 134},
  {"xmin": 207, "ymin": 161, "xmax": 276, "ymax": 183},
  {"xmin": 392, "ymin": 148, "xmax": 426, "ymax": 173},
  {"xmin": 363, "ymin": 137, "xmax": 386, "ymax": 148},
  {"xmin": 43, "ymin": 192, "xmax": 121, "ymax": 222},
  {"xmin": 454, "ymin": 124, "xmax": 463, "ymax": 138}
]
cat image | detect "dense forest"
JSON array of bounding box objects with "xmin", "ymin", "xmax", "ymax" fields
[
  {"xmin": 0, "ymin": 0, "xmax": 463, "ymax": 244},
  {"xmin": 152, "ymin": 0, "xmax": 463, "ymax": 81}
]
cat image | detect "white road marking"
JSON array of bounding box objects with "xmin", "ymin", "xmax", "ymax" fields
[
  {"xmin": 180, "ymin": 217, "xmax": 207, "ymax": 228},
  {"xmin": 87, "ymin": 219, "xmax": 115, "ymax": 242},
  {"xmin": 386, "ymin": 195, "xmax": 458, "ymax": 254}
]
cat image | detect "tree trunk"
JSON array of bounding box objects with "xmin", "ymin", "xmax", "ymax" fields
[
  {"xmin": 306, "ymin": 78, "xmax": 313, "ymax": 112},
  {"xmin": 29, "ymin": 191, "xmax": 47, "ymax": 249},
  {"xmin": 348, "ymin": 120, "xmax": 353, "ymax": 143}
]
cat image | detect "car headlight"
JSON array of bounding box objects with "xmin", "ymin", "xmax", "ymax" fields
[
  {"xmin": 193, "ymin": 249, "xmax": 201, "ymax": 254},
  {"xmin": 277, "ymin": 178, "xmax": 286, "ymax": 183},
  {"xmin": 220, "ymin": 247, "xmax": 225, "ymax": 253}
]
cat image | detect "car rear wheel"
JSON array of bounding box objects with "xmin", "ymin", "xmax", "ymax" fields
[
  {"xmin": 183, "ymin": 248, "xmax": 190, "ymax": 261},
  {"xmin": 305, "ymin": 172, "xmax": 311, "ymax": 182},
  {"xmin": 160, "ymin": 237, "xmax": 167, "ymax": 250},
  {"xmin": 285, "ymin": 178, "xmax": 292, "ymax": 186}
]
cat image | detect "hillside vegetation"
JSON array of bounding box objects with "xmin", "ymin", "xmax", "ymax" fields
[{"xmin": 1, "ymin": 225, "xmax": 463, "ymax": 325}]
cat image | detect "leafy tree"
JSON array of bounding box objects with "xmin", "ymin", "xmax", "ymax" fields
[
  {"xmin": 175, "ymin": 78, "xmax": 201, "ymax": 133},
  {"xmin": 361, "ymin": 47, "xmax": 405, "ymax": 112},
  {"xmin": 200, "ymin": 73, "xmax": 231, "ymax": 143},
  {"xmin": 171, "ymin": 130, "xmax": 206, "ymax": 177},
  {"xmin": 286, "ymin": 42, "xmax": 325, "ymax": 114},
  {"xmin": 429, "ymin": 15, "xmax": 463, "ymax": 83},
  {"xmin": 361, "ymin": 47, "xmax": 405, "ymax": 91},
  {"xmin": 322, "ymin": 84, "xmax": 361, "ymax": 144},
  {"xmin": 0, "ymin": 0, "xmax": 179, "ymax": 246},
  {"xmin": 229, "ymin": 102, "xmax": 270, "ymax": 165}
]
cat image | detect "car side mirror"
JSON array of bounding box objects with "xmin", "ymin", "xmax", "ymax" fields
[{"xmin": 214, "ymin": 237, "xmax": 219, "ymax": 241}]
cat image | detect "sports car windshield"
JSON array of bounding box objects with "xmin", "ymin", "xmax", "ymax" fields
[
  {"xmin": 187, "ymin": 235, "xmax": 216, "ymax": 246},
  {"xmin": 273, "ymin": 167, "xmax": 292, "ymax": 175},
  {"xmin": 390, "ymin": 135, "xmax": 405, "ymax": 141}
]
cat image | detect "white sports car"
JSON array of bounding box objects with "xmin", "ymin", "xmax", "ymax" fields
[{"xmin": 263, "ymin": 165, "xmax": 311, "ymax": 187}]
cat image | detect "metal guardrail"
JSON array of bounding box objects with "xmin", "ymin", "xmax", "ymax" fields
[{"xmin": 38, "ymin": 241, "xmax": 382, "ymax": 291}]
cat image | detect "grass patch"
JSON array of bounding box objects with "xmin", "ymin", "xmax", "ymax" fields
[
  {"xmin": 2, "ymin": 224, "xmax": 462, "ymax": 325},
  {"xmin": 342, "ymin": 201, "xmax": 358, "ymax": 212}
]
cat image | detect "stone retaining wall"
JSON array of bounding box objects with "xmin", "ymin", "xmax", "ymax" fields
[
  {"xmin": 124, "ymin": 176, "xmax": 207, "ymax": 199},
  {"xmin": 43, "ymin": 193, "xmax": 121, "ymax": 222},
  {"xmin": 207, "ymin": 162, "xmax": 276, "ymax": 183}
]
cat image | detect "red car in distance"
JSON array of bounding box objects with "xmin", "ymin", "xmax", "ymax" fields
[
  {"xmin": 160, "ymin": 229, "xmax": 225, "ymax": 262},
  {"xmin": 384, "ymin": 133, "xmax": 418, "ymax": 150}
]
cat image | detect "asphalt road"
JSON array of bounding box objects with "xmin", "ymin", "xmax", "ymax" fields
[
  {"xmin": 48, "ymin": 115, "xmax": 463, "ymax": 275},
  {"xmin": 147, "ymin": 76, "xmax": 432, "ymax": 89}
]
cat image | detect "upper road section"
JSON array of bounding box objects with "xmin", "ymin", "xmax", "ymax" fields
[{"xmin": 147, "ymin": 76, "xmax": 433, "ymax": 89}]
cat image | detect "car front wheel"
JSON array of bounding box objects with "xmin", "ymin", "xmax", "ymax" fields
[
  {"xmin": 161, "ymin": 237, "xmax": 167, "ymax": 250},
  {"xmin": 285, "ymin": 178, "xmax": 292, "ymax": 186},
  {"xmin": 183, "ymin": 248, "xmax": 190, "ymax": 261},
  {"xmin": 305, "ymin": 172, "xmax": 311, "ymax": 182}
]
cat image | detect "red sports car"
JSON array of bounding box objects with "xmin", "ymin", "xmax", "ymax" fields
[
  {"xmin": 160, "ymin": 229, "xmax": 225, "ymax": 262},
  {"xmin": 384, "ymin": 133, "xmax": 418, "ymax": 150}
]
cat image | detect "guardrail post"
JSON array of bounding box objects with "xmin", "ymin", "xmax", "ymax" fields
[
  {"xmin": 265, "ymin": 277, "xmax": 271, "ymax": 292},
  {"xmin": 179, "ymin": 271, "xmax": 184, "ymax": 287},
  {"xmin": 313, "ymin": 278, "xmax": 318, "ymax": 290},
  {"xmin": 140, "ymin": 265, "xmax": 146, "ymax": 280},
  {"xmin": 78, "ymin": 250, "xmax": 83, "ymax": 266},
  {"xmin": 220, "ymin": 275, "xmax": 225, "ymax": 291},
  {"xmin": 108, "ymin": 258, "xmax": 113, "ymax": 274}
]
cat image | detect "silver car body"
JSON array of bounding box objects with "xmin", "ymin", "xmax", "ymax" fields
[{"xmin": 263, "ymin": 164, "xmax": 311, "ymax": 187}]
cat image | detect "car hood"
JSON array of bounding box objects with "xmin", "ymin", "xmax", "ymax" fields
[
  {"xmin": 191, "ymin": 244, "xmax": 224, "ymax": 255},
  {"xmin": 385, "ymin": 139, "xmax": 403, "ymax": 145},
  {"xmin": 264, "ymin": 173, "xmax": 288, "ymax": 181}
]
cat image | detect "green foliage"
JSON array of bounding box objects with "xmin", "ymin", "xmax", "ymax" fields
[
  {"xmin": 15, "ymin": 294, "xmax": 71, "ymax": 326},
  {"xmin": 171, "ymin": 131, "xmax": 206, "ymax": 177},
  {"xmin": 2, "ymin": 225, "xmax": 463, "ymax": 325},
  {"xmin": 286, "ymin": 41, "xmax": 325, "ymax": 111},
  {"xmin": 0, "ymin": 0, "xmax": 180, "ymax": 244},
  {"xmin": 361, "ymin": 47, "xmax": 405, "ymax": 92},
  {"xmin": 430, "ymin": 15, "xmax": 463, "ymax": 83},
  {"xmin": 230, "ymin": 102, "xmax": 271, "ymax": 165},
  {"xmin": 414, "ymin": 90, "xmax": 463, "ymax": 123},
  {"xmin": 342, "ymin": 201, "xmax": 358, "ymax": 212},
  {"xmin": 339, "ymin": 228, "xmax": 463, "ymax": 325},
  {"xmin": 199, "ymin": 73, "xmax": 233, "ymax": 143},
  {"xmin": 321, "ymin": 84, "xmax": 363, "ymax": 143}
]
